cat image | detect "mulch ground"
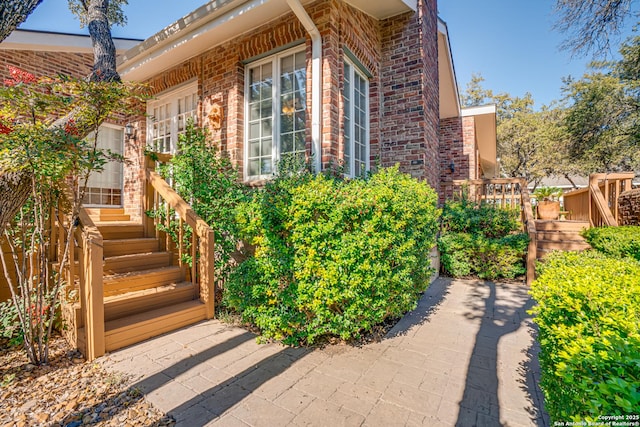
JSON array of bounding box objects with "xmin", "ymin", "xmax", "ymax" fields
[{"xmin": 0, "ymin": 335, "xmax": 174, "ymax": 427}]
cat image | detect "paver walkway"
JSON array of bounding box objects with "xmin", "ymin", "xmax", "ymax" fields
[{"xmin": 101, "ymin": 277, "xmax": 550, "ymax": 426}]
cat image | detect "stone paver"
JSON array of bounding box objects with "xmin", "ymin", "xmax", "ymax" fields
[{"xmin": 101, "ymin": 277, "xmax": 549, "ymax": 426}]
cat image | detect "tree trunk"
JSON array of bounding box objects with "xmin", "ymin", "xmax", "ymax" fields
[
  {"xmin": 0, "ymin": 0, "xmax": 44, "ymax": 42},
  {"xmin": 87, "ymin": 0, "xmax": 120, "ymax": 83},
  {"xmin": 0, "ymin": 0, "xmax": 121, "ymax": 234}
]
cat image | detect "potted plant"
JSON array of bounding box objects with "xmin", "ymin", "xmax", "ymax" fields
[{"xmin": 534, "ymin": 186, "xmax": 562, "ymax": 220}]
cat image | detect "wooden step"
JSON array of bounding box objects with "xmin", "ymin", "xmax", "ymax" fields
[
  {"xmin": 103, "ymin": 252, "xmax": 172, "ymax": 275},
  {"xmin": 99, "ymin": 214, "xmax": 131, "ymax": 222},
  {"xmin": 537, "ymin": 231, "xmax": 584, "ymax": 242},
  {"xmin": 103, "ymin": 266, "xmax": 184, "ymax": 297},
  {"xmin": 102, "ymin": 300, "xmax": 207, "ymax": 352},
  {"xmin": 97, "ymin": 223, "xmax": 144, "ymax": 240},
  {"xmin": 85, "ymin": 208, "xmax": 130, "ymax": 222},
  {"xmin": 535, "ymin": 220, "xmax": 590, "ymax": 232},
  {"xmin": 103, "ymin": 238, "xmax": 160, "ymax": 257},
  {"xmin": 537, "ymin": 240, "xmax": 591, "ymax": 252},
  {"xmin": 104, "ymin": 281, "xmax": 197, "ymax": 321}
]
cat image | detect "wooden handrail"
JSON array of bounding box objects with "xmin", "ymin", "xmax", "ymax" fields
[
  {"xmin": 564, "ymin": 172, "xmax": 634, "ymax": 226},
  {"xmin": 519, "ymin": 181, "xmax": 537, "ymax": 285},
  {"xmin": 588, "ymin": 180, "xmax": 618, "ymax": 227},
  {"xmin": 55, "ymin": 186, "xmax": 105, "ymax": 361},
  {"xmin": 144, "ymin": 160, "xmax": 215, "ymax": 319}
]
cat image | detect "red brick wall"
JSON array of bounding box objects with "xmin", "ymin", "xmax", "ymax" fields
[
  {"xmin": 462, "ymin": 116, "xmax": 479, "ymax": 180},
  {"xmin": 439, "ymin": 115, "xmax": 481, "ymax": 201},
  {"xmin": 619, "ymin": 188, "xmax": 640, "ymax": 226},
  {"xmin": 379, "ymin": 0, "xmax": 440, "ymax": 190},
  {"xmin": 129, "ymin": 0, "xmax": 441, "ymax": 208},
  {"xmin": 0, "ymin": 49, "xmax": 92, "ymax": 81}
]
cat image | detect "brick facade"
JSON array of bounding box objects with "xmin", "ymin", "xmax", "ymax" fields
[
  {"xmin": 619, "ymin": 188, "xmax": 640, "ymax": 226},
  {"xmin": 0, "ymin": 49, "xmax": 93, "ymax": 82},
  {"xmin": 131, "ymin": 0, "xmax": 441, "ymax": 186},
  {"xmin": 379, "ymin": 0, "xmax": 439, "ymax": 189},
  {"xmin": 438, "ymin": 115, "xmax": 481, "ymax": 200},
  {"xmin": 3, "ymin": 0, "xmax": 449, "ymax": 219}
]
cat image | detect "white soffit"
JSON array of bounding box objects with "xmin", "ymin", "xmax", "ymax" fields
[
  {"xmin": 1, "ymin": 29, "xmax": 140, "ymax": 54},
  {"xmin": 438, "ymin": 19, "xmax": 460, "ymax": 119},
  {"xmin": 343, "ymin": 0, "xmax": 416, "ymax": 20},
  {"xmin": 463, "ymin": 104, "xmax": 497, "ymax": 178},
  {"xmin": 119, "ymin": 0, "xmax": 313, "ymax": 82}
]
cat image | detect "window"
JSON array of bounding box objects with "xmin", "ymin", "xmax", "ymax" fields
[
  {"xmin": 147, "ymin": 83, "xmax": 198, "ymax": 153},
  {"xmin": 245, "ymin": 48, "xmax": 307, "ymax": 179},
  {"xmin": 83, "ymin": 125, "xmax": 123, "ymax": 206},
  {"xmin": 343, "ymin": 59, "xmax": 369, "ymax": 177}
]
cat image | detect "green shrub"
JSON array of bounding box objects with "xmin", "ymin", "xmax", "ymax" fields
[
  {"xmin": 154, "ymin": 121, "xmax": 249, "ymax": 277},
  {"xmin": 581, "ymin": 225, "xmax": 640, "ymax": 261},
  {"xmin": 438, "ymin": 198, "xmax": 528, "ymax": 280},
  {"xmin": 530, "ymin": 251, "xmax": 640, "ymax": 422},
  {"xmin": 224, "ymin": 166, "xmax": 440, "ymax": 345}
]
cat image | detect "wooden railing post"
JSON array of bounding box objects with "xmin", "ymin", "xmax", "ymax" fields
[
  {"xmin": 79, "ymin": 224, "xmax": 104, "ymax": 361},
  {"xmin": 143, "ymin": 156, "xmax": 156, "ymax": 238},
  {"xmin": 520, "ymin": 179, "xmax": 537, "ymax": 285},
  {"xmin": 198, "ymin": 220, "xmax": 215, "ymax": 319}
]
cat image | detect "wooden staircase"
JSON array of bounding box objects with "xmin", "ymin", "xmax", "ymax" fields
[
  {"xmin": 534, "ymin": 220, "xmax": 591, "ymax": 259},
  {"xmin": 70, "ymin": 208, "xmax": 207, "ymax": 354}
]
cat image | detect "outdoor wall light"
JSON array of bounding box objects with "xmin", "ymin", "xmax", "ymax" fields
[
  {"xmin": 124, "ymin": 123, "xmax": 137, "ymax": 140},
  {"xmin": 449, "ymin": 161, "xmax": 455, "ymax": 173}
]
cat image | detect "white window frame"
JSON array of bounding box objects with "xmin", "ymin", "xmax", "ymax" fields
[
  {"xmin": 343, "ymin": 57, "xmax": 370, "ymax": 178},
  {"xmin": 146, "ymin": 82, "xmax": 198, "ymax": 154},
  {"xmin": 84, "ymin": 123, "xmax": 124, "ymax": 207},
  {"xmin": 244, "ymin": 46, "xmax": 307, "ymax": 181}
]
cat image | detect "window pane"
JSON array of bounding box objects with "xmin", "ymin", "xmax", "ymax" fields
[
  {"xmin": 262, "ymin": 138, "xmax": 272, "ymax": 154},
  {"xmin": 249, "ymin": 159, "xmax": 259, "ymax": 176},
  {"xmin": 281, "ymin": 133, "xmax": 293, "ymax": 154},
  {"xmin": 261, "ymin": 159, "xmax": 272, "ymax": 174},
  {"xmin": 295, "ymin": 132, "xmax": 305, "ymax": 151},
  {"xmin": 250, "ymin": 140, "xmax": 260, "ymax": 157},
  {"xmin": 281, "ymin": 55, "xmax": 293, "ymax": 74}
]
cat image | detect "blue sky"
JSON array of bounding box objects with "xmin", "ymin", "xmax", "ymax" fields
[{"xmin": 20, "ymin": 0, "xmax": 637, "ymax": 108}]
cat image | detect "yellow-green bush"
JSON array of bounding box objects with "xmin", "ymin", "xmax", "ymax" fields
[
  {"xmin": 581, "ymin": 225, "xmax": 640, "ymax": 261},
  {"xmin": 530, "ymin": 251, "xmax": 640, "ymax": 422},
  {"xmin": 224, "ymin": 167, "xmax": 440, "ymax": 345}
]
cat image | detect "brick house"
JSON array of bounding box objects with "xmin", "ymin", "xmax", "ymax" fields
[
  {"xmin": 1, "ymin": 0, "xmax": 497, "ymax": 353},
  {"xmin": 1, "ymin": 0, "xmax": 496, "ymax": 222}
]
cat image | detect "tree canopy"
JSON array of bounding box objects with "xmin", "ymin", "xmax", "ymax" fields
[{"xmin": 554, "ymin": 0, "xmax": 637, "ymax": 57}]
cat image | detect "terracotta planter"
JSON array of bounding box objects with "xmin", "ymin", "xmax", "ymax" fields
[{"xmin": 537, "ymin": 200, "xmax": 560, "ymax": 220}]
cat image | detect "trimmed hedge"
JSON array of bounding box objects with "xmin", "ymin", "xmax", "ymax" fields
[
  {"xmin": 581, "ymin": 225, "xmax": 640, "ymax": 261},
  {"xmin": 530, "ymin": 251, "xmax": 640, "ymax": 422},
  {"xmin": 224, "ymin": 167, "xmax": 440, "ymax": 345},
  {"xmin": 438, "ymin": 199, "xmax": 528, "ymax": 280}
]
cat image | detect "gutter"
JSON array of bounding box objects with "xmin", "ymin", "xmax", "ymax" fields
[{"xmin": 286, "ymin": 0, "xmax": 322, "ymax": 173}]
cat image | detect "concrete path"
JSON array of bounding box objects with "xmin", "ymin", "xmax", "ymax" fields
[{"xmin": 101, "ymin": 278, "xmax": 549, "ymax": 426}]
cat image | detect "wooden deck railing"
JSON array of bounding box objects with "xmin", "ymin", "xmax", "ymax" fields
[
  {"xmin": 144, "ymin": 153, "xmax": 215, "ymax": 319},
  {"xmin": 441, "ymin": 178, "xmax": 524, "ymax": 209},
  {"xmin": 442, "ymin": 178, "xmax": 537, "ymax": 284},
  {"xmin": 52, "ymin": 190, "xmax": 105, "ymax": 361},
  {"xmin": 563, "ymin": 173, "xmax": 635, "ymax": 227}
]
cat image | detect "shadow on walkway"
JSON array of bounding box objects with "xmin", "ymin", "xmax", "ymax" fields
[
  {"xmin": 455, "ymin": 280, "xmax": 546, "ymax": 427},
  {"xmin": 127, "ymin": 331, "xmax": 310, "ymax": 425},
  {"xmin": 386, "ymin": 276, "xmax": 452, "ymax": 338}
]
